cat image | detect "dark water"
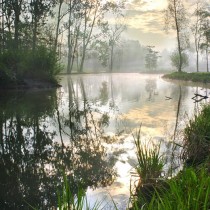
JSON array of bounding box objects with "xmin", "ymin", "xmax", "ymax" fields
[{"xmin": 0, "ymin": 73, "xmax": 209, "ymax": 209}]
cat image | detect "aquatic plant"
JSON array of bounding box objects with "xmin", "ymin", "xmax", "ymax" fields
[
  {"xmin": 57, "ymin": 173, "xmax": 104, "ymax": 210},
  {"xmin": 134, "ymin": 129, "xmax": 164, "ymax": 185}
]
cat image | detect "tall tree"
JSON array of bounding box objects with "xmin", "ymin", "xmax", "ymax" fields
[
  {"xmin": 165, "ymin": 0, "xmax": 188, "ymax": 72},
  {"xmin": 191, "ymin": 1, "xmax": 203, "ymax": 72},
  {"xmin": 200, "ymin": 10, "xmax": 210, "ymax": 72},
  {"xmin": 96, "ymin": 15, "xmax": 126, "ymax": 72},
  {"xmin": 76, "ymin": 0, "xmax": 119, "ymax": 73},
  {"xmin": 0, "ymin": 0, "xmax": 5, "ymax": 52},
  {"xmin": 66, "ymin": 0, "xmax": 79, "ymax": 74},
  {"xmin": 12, "ymin": 0, "xmax": 23, "ymax": 50},
  {"xmin": 54, "ymin": 0, "xmax": 64, "ymax": 54},
  {"xmin": 107, "ymin": 20, "xmax": 126, "ymax": 72},
  {"xmin": 29, "ymin": 0, "xmax": 56, "ymax": 52}
]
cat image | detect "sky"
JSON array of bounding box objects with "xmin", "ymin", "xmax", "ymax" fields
[{"xmin": 120, "ymin": 0, "xmax": 202, "ymax": 51}]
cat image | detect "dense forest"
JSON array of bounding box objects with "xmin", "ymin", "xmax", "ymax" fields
[{"xmin": 0, "ymin": 0, "xmax": 125, "ymax": 85}]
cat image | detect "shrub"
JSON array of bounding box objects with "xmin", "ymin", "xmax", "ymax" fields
[
  {"xmin": 0, "ymin": 46, "xmax": 61, "ymax": 85},
  {"xmin": 170, "ymin": 51, "xmax": 189, "ymax": 71}
]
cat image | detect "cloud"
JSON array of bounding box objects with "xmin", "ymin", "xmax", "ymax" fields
[
  {"xmin": 125, "ymin": 0, "xmax": 168, "ymax": 12},
  {"xmin": 121, "ymin": 0, "xmax": 177, "ymax": 50},
  {"xmin": 125, "ymin": 10, "xmax": 166, "ymax": 34},
  {"xmin": 123, "ymin": 0, "xmax": 169, "ymax": 35},
  {"xmin": 124, "ymin": 27, "xmax": 176, "ymax": 50}
]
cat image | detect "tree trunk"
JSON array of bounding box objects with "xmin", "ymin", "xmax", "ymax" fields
[
  {"xmin": 196, "ymin": 50, "xmax": 199, "ymax": 72},
  {"xmin": 0, "ymin": 0, "xmax": 4, "ymax": 53},
  {"xmin": 54, "ymin": 0, "xmax": 63, "ymax": 54},
  {"xmin": 79, "ymin": 48, "xmax": 86, "ymax": 73},
  {"xmin": 32, "ymin": 18, "xmax": 38, "ymax": 52},
  {"xmin": 67, "ymin": 1, "xmax": 74, "ymax": 74},
  {"xmin": 207, "ymin": 48, "xmax": 209, "ymax": 72},
  {"xmin": 174, "ymin": 0, "xmax": 182, "ymax": 72},
  {"xmin": 14, "ymin": 0, "xmax": 20, "ymax": 50},
  {"xmin": 67, "ymin": 30, "xmax": 72, "ymax": 74}
]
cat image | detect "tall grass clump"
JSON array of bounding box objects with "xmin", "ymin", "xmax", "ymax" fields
[
  {"xmin": 134, "ymin": 129, "xmax": 164, "ymax": 184},
  {"xmin": 57, "ymin": 173, "xmax": 104, "ymax": 210},
  {"xmin": 183, "ymin": 105, "xmax": 210, "ymax": 166},
  {"xmin": 130, "ymin": 129, "xmax": 165, "ymax": 208}
]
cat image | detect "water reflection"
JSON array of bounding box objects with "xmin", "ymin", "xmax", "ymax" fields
[
  {"xmin": 1, "ymin": 74, "xmax": 210, "ymax": 210},
  {"xmin": 0, "ymin": 88, "xmax": 116, "ymax": 209},
  {"xmin": 99, "ymin": 81, "xmax": 109, "ymax": 105},
  {"xmin": 145, "ymin": 79, "xmax": 157, "ymax": 101}
]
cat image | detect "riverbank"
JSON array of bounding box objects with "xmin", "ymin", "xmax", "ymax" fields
[
  {"xmin": 130, "ymin": 104, "xmax": 210, "ymax": 209},
  {"xmin": 163, "ymin": 72, "xmax": 210, "ymax": 83},
  {"xmin": 55, "ymin": 105, "xmax": 210, "ymax": 209},
  {"xmin": 0, "ymin": 77, "xmax": 61, "ymax": 90}
]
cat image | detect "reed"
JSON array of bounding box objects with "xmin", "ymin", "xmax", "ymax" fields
[{"xmin": 134, "ymin": 129, "xmax": 164, "ymax": 185}]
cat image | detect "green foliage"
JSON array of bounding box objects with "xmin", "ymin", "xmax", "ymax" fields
[
  {"xmin": 170, "ymin": 51, "xmax": 189, "ymax": 71},
  {"xmin": 57, "ymin": 172, "xmax": 104, "ymax": 210},
  {"xmin": 132, "ymin": 167, "xmax": 210, "ymax": 210},
  {"xmin": 92, "ymin": 40, "xmax": 110, "ymax": 67},
  {"xmin": 183, "ymin": 105, "xmax": 210, "ymax": 165},
  {"xmin": 0, "ymin": 50, "xmax": 21, "ymax": 79},
  {"xmin": 131, "ymin": 104, "xmax": 210, "ymax": 210},
  {"xmin": 163, "ymin": 72, "xmax": 210, "ymax": 83},
  {"xmin": 0, "ymin": 46, "xmax": 61, "ymax": 86},
  {"xmin": 134, "ymin": 129, "xmax": 164, "ymax": 184},
  {"xmin": 145, "ymin": 46, "xmax": 159, "ymax": 71},
  {"xmin": 23, "ymin": 46, "xmax": 61, "ymax": 79}
]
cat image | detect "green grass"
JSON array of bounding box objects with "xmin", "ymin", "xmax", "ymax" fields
[
  {"xmin": 131, "ymin": 167, "xmax": 210, "ymax": 210},
  {"xmin": 163, "ymin": 72, "xmax": 210, "ymax": 83},
  {"xmin": 130, "ymin": 106, "xmax": 210, "ymax": 209},
  {"xmin": 183, "ymin": 105, "xmax": 210, "ymax": 165},
  {"xmin": 57, "ymin": 173, "xmax": 105, "ymax": 210},
  {"xmin": 134, "ymin": 129, "xmax": 164, "ymax": 185}
]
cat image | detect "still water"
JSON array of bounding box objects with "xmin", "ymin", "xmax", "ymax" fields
[{"xmin": 0, "ymin": 73, "xmax": 209, "ymax": 209}]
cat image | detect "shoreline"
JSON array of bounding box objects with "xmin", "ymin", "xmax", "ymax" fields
[
  {"xmin": 163, "ymin": 72, "xmax": 210, "ymax": 84},
  {"xmin": 0, "ymin": 78, "xmax": 61, "ymax": 90}
]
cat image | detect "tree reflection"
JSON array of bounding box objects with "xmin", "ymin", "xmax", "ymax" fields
[
  {"xmin": 0, "ymin": 87, "xmax": 116, "ymax": 209},
  {"xmin": 99, "ymin": 81, "xmax": 109, "ymax": 105},
  {"xmin": 145, "ymin": 79, "xmax": 157, "ymax": 101}
]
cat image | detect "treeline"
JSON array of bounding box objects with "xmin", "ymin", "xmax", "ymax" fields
[
  {"xmin": 165, "ymin": 0, "xmax": 210, "ymax": 72},
  {"xmin": 0, "ymin": 0, "xmax": 124, "ymax": 83},
  {"xmin": 0, "ymin": 0, "xmax": 60, "ymax": 84}
]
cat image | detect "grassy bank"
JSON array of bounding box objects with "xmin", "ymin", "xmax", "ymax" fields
[
  {"xmin": 130, "ymin": 105, "xmax": 210, "ymax": 210},
  {"xmin": 163, "ymin": 72, "xmax": 210, "ymax": 83}
]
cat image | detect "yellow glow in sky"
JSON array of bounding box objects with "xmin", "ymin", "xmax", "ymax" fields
[
  {"xmin": 126, "ymin": 0, "xmax": 168, "ymax": 11},
  {"xmin": 141, "ymin": 0, "xmax": 168, "ymax": 11}
]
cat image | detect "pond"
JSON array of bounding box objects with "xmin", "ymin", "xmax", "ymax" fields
[{"xmin": 0, "ymin": 73, "xmax": 209, "ymax": 209}]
